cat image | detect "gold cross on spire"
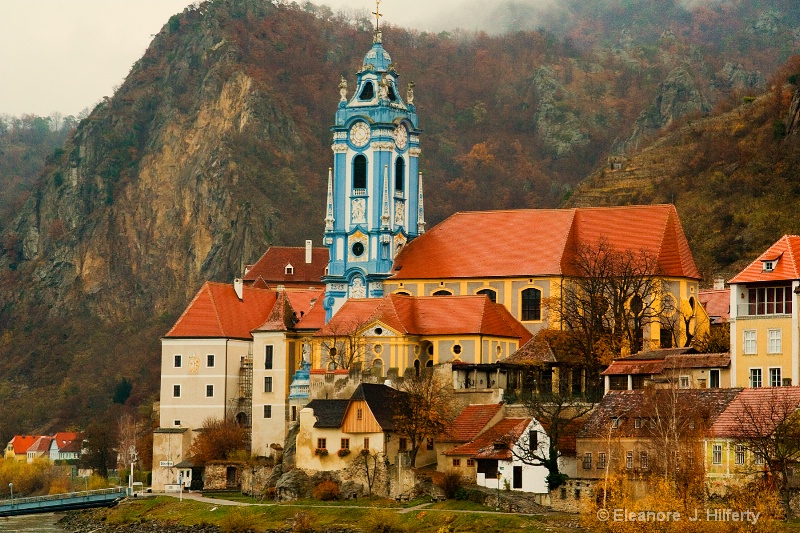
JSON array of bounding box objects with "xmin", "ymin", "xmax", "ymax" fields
[{"xmin": 372, "ymin": 0, "xmax": 382, "ymax": 32}]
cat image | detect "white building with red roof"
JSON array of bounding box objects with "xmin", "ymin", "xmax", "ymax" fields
[
  {"xmin": 728, "ymin": 235, "xmax": 800, "ymax": 387},
  {"xmin": 153, "ymin": 279, "xmax": 325, "ymax": 490}
]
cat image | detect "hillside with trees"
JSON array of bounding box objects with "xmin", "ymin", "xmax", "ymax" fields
[{"xmin": 0, "ymin": 0, "xmax": 798, "ymax": 444}]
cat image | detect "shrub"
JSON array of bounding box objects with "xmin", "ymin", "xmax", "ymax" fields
[
  {"xmin": 314, "ymin": 448, "xmax": 328, "ymax": 456},
  {"xmin": 337, "ymin": 448, "xmax": 351, "ymax": 457},
  {"xmin": 219, "ymin": 508, "xmax": 257, "ymax": 533},
  {"xmin": 292, "ymin": 511, "xmax": 314, "ymax": 533},
  {"xmin": 454, "ymin": 487, "xmax": 468, "ymax": 500},
  {"xmin": 312, "ymin": 480, "xmax": 340, "ymax": 501},
  {"xmin": 437, "ymin": 471, "xmax": 465, "ymax": 499},
  {"xmin": 362, "ymin": 509, "xmax": 405, "ymax": 533}
]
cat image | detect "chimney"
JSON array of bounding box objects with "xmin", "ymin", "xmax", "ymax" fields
[
  {"xmin": 305, "ymin": 239, "xmax": 313, "ymax": 264},
  {"xmin": 234, "ymin": 278, "xmax": 243, "ymax": 300},
  {"xmin": 713, "ymin": 278, "xmax": 725, "ymax": 290}
]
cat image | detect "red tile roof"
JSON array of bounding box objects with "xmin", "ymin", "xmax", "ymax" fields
[
  {"xmin": 28, "ymin": 436, "xmax": 53, "ymax": 453},
  {"xmin": 286, "ymin": 290, "xmax": 327, "ymax": 330},
  {"xmin": 315, "ymin": 294, "xmax": 532, "ymax": 343},
  {"xmin": 243, "ymin": 246, "xmax": 327, "ymax": 287},
  {"xmin": 446, "ymin": 418, "xmax": 532, "ymax": 460},
  {"xmin": 166, "ymin": 282, "xmax": 278, "ymax": 340},
  {"xmin": 391, "ymin": 205, "xmax": 700, "ymax": 280},
  {"xmin": 440, "ymin": 403, "xmax": 505, "ymax": 443},
  {"xmin": 52, "ymin": 432, "xmax": 79, "ymax": 450},
  {"xmin": 698, "ymin": 289, "xmax": 729, "ymax": 324},
  {"xmin": 711, "ymin": 387, "xmax": 800, "ymax": 438},
  {"xmin": 729, "ymin": 235, "xmax": 800, "ymax": 283},
  {"xmin": 7, "ymin": 435, "xmax": 42, "ymax": 455},
  {"xmin": 603, "ymin": 350, "xmax": 730, "ymax": 375}
]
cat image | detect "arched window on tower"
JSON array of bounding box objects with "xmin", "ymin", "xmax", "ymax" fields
[
  {"xmin": 359, "ymin": 82, "xmax": 374, "ymax": 100},
  {"xmin": 353, "ymin": 154, "xmax": 367, "ymax": 191},
  {"xmin": 521, "ymin": 288, "xmax": 541, "ymax": 321},
  {"xmin": 395, "ymin": 157, "xmax": 404, "ymax": 193}
]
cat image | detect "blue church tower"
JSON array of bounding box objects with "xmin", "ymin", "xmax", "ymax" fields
[{"xmin": 323, "ymin": 20, "xmax": 425, "ymax": 320}]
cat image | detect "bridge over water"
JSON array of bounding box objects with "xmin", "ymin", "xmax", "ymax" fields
[{"xmin": 0, "ymin": 487, "xmax": 127, "ymax": 517}]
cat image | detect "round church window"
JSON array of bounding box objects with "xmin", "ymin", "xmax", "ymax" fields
[{"xmin": 352, "ymin": 242, "xmax": 365, "ymax": 256}]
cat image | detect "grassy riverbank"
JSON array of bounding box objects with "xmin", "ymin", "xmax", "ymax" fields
[{"xmin": 63, "ymin": 494, "xmax": 579, "ymax": 532}]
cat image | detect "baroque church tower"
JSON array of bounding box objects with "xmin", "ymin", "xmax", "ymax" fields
[{"xmin": 323, "ymin": 14, "xmax": 425, "ymax": 320}]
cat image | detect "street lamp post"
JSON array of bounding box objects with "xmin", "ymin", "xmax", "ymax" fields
[
  {"xmin": 496, "ymin": 473, "xmax": 501, "ymax": 511},
  {"xmin": 83, "ymin": 475, "xmax": 89, "ymax": 498},
  {"xmin": 8, "ymin": 483, "xmax": 12, "ymax": 506}
]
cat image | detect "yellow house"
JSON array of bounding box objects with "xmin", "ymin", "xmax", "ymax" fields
[
  {"xmin": 311, "ymin": 293, "xmax": 532, "ymax": 378},
  {"xmin": 729, "ymin": 235, "xmax": 800, "ymax": 387},
  {"xmin": 383, "ymin": 205, "xmax": 708, "ymax": 353}
]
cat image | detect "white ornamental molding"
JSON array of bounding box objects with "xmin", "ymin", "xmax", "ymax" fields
[
  {"xmin": 372, "ymin": 141, "xmax": 395, "ymax": 151},
  {"xmin": 333, "ymin": 131, "xmax": 347, "ymax": 140},
  {"xmin": 408, "ymin": 147, "xmax": 421, "ymax": 157},
  {"xmin": 369, "ymin": 282, "xmax": 383, "ymax": 292},
  {"xmin": 410, "ymin": 135, "xmax": 419, "ymax": 143},
  {"xmin": 331, "ymin": 144, "xmax": 349, "ymax": 153},
  {"xmin": 375, "ymin": 129, "xmax": 394, "ymax": 137},
  {"xmin": 328, "ymin": 283, "xmax": 347, "ymax": 292}
]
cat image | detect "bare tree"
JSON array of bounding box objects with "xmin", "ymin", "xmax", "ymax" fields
[
  {"xmin": 346, "ymin": 449, "xmax": 385, "ymax": 496},
  {"xmin": 512, "ymin": 389, "xmax": 594, "ymax": 489},
  {"xmin": 393, "ymin": 372, "xmax": 455, "ymax": 467},
  {"xmin": 731, "ymin": 388, "xmax": 800, "ymax": 512},
  {"xmin": 555, "ymin": 240, "xmax": 670, "ymax": 364},
  {"xmin": 317, "ymin": 317, "xmax": 372, "ymax": 370}
]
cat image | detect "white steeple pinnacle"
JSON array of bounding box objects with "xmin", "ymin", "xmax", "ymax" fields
[
  {"xmin": 417, "ymin": 172, "xmax": 426, "ymax": 234},
  {"xmin": 324, "ymin": 167, "xmax": 335, "ymax": 232},
  {"xmin": 381, "ymin": 164, "xmax": 391, "ymax": 229}
]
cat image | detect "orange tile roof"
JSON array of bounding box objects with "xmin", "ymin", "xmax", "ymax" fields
[
  {"xmin": 28, "ymin": 436, "xmax": 53, "ymax": 453},
  {"xmin": 315, "ymin": 294, "xmax": 532, "ymax": 343},
  {"xmin": 698, "ymin": 289, "xmax": 730, "ymax": 324},
  {"xmin": 729, "ymin": 235, "xmax": 800, "ymax": 283},
  {"xmin": 391, "ymin": 205, "xmax": 700, "ymax": 280},
  {"xmin": 440, "ymin": 403, "xmax": 505, "ymax": 443},
  {"xmin": 243, "ymin": 246, "xmax": 327, "ymax": 287},
  {"xmin": 52, "ymin": 432, "xmax": 79, "ymax": 449},
  {"xmin": 711, "ymin": 387, "xmax": 800, "ymax": 438},
  {"xmin": 446, "ymin": 418, "xmax": 532, "ymax": 460},
  {"xmin": 286, "ymin": 290, "xmax": 327, "ymax": 330},
  {"xmin": 165, "ymin": 282, "xmax": 278, "ymax": 340},
  {"xmin": 8, "ymin": 435, "xmax": 43, "ymax": 454}
]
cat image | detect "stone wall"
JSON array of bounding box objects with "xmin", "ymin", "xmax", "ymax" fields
[{"xmin": 547, "ymin": 478, "xmax": 595, "ymax": 513}]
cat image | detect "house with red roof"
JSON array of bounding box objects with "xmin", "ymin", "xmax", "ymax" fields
[
  {"xmin": 49, "ymin": 432, "xmax": 81, "ymax": 462},
  {"xmin": 382, "ymin": 205, "xmax": 709, "ymax": 361},
  {"xmin": 311, "ymin": 293, "xmax": 532, "ymax": 379},
  {"xmin": 153, "ymin": 279, "xmax": 325, "ymax": 491},
  {"xmin": 602, "ymin": 347, "xmax": 731, "ymax": 391},
  {"xmin": 728, "ymin": 235, "xmax": 800, "ymax": 388},
  {"xmin": 243, "ymin": 242, "xmax": 327, "ymax": 290},
  {"xmin": 5, "ymin": 435, "xmax": 46, "ymax": 461},
  {"xmin": 705, "ymin": 387, "xmax": 800, "ymax": 493}
]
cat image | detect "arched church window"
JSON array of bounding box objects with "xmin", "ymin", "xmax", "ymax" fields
[
  {"xmin": 395, "ymin": 157, "xmax": 404, "ymax": 192},
  {"xmin": 432, "ymin": 290, "xmax": 452, "ymax": 296},
  {"xmin": 476, "ymin": 288, "xmax": 497, "ymax": 303},
  {"xmin": 387, "ymin": 84, "xmax": 397, "ymax": 102},
  {"xmin": 353, "ymin": 154, "xmax": 367, "ymax": 191},
  {"xmin": 359, "ymin": 82, "xmax": 374, "ymax": 100},
  {"xmin": 521, "ymin": 288, "xmax": 541, "ymax": 321}
]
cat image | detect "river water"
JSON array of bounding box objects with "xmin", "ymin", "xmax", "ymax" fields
[{"xmin": 0, "ymin": 513, "xmax": 63, "ymax": 532}]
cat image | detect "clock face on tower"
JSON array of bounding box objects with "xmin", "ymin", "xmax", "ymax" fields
[
  {"xmin": 393, "ymin": 125, "xmax": 408, "ymax": 149},
  {"xmin": 350, "ymin": 122, "xmax": 370, "ymax": 147}
]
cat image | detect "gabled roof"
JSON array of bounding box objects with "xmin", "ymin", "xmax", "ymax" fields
[
  {"xmin": 60, "ymin": 440, "xmax": 83, "ymax": 453},
  {"xmin": 165, "ymin": 282, "xmax": 278, "ymax": 340},
  {"xmin": 711, "ymin": 387, "xmax": 800, "ymax": 438},
  {"xmin": 504, "ymin": 330, "xmax": 585, "ymax": 366},
  {"xmin": 306, "ymin": 399, "xmax": 350, "ymax": 428},
  {"xmin": 52, "ymin": 432, "xmax": 79, "ymax": 450},
  {"xmin": 7, "ymin": 435, "xmax": 42, "ymax": 454},
  {"xmin": 243, "ymin": 246, "xmax": 328, "ymax": 287},
  {"xmin": 390, "ymin": 205, "xmax": 700, "ymax": 280},
  {"xmin": 27, "ymin": 436, "xmax": 53, "ymax": 453},
  {"xmin": 603, "ymin": 349, "xmax": 730, "ymax": 375},
  {"xmin": 350, "ymin": 383, "xmax": 405, "ymax": 431},
  {"xmin": 316, "ymin": 294, "xmax": 532, "ymax": 343},
  {"xmin": 446, "ymin": 418, "xmax": 532, "ymax": 460},
  {"xmin": 699, "ymin": 289, "xmax": 729, "ymax": 324},
  {"xmin": 439, "ymin": 403, "xmax": 505, "ymax": 443},
  {"xmin": 577, "ymin": 389, "xmax": 740, "ymax": 439},
  {"xmin": 729, "ymin": 235, "xmax": 800, "ymax": 283}
]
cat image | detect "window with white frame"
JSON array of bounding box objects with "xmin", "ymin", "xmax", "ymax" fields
[
  {"xmin": 207, "ymin": 354, "xmax": 215, "ymax": 367},
  {"xmin": 768, "ymin": 329, "xmax": 782, "ymax": 354},
  {"xmin": 626, "ymin": 451, "xmax": 633, "ymax": 469},
  {"xmin": 712, "ymin": 444, "xmax": 722, "ymax": 465},
  {"xmin": 174, "ymin": 355, "xmax": 182, "ymax": 368},
  {"xmin": 173, "ymin": 384, "xmax": 181, "ymax": 397},
  {"xmin": 743, "ymin": 330, "xmax": 757, "ymax": 354},
  {"xmin": 640, "ymin": 451, "xmax": 649, "ymax": 470},
  {"xmin": 206, "ymin": 384, "xmax": 214, "ymax": 397},
  {"xmin": 735, "ymin": 444, "xmax": 745, "ymax": 465},
  {"xmin": 264, "ymin": 376, "xmax": 273, "ymax": 393},
  {"xmin": 750, "ymin": 368, "xmax": 762, "ymax": 388},
  {"xmin": 770, "ymin": 367, "xmax": 782, "ymax": 387},
  {"xmin": 679, "ymin": 375, "xmax": 690, "ymax": 389},
  {"xmin": 264, "ymin": 405, "xmax": 272, "ymax": 418}
]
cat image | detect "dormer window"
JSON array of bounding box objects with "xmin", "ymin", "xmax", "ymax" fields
[
  {"xmin": 763, "ymin": 260, "xmax": 776, "ymax": 272},
  {"xmin": 359, "ymin": 82, "xmax": 374, "ymax": 100},
  {"xmin": 285, "ymin": 263, "xmax": 294, "ymax": 275}
]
